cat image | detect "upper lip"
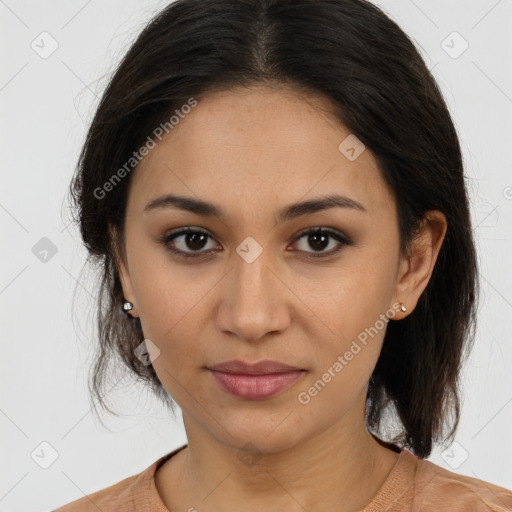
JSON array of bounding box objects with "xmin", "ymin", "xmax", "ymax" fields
[{"xmin": 207, "ymin": 359, "xmax": 305, "ymax": 375}]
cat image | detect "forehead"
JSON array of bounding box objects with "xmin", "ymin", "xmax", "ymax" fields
[{"xmin": 127, "ymin": 85, "xmax": 394, "ymax": 218}]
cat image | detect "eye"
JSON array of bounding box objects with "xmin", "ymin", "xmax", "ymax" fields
[
  {"xmin": 292, "ymin": 227, "xmax": 352, "ymax": 258},
  {"xmin": 159, "ymin": 227, "xmax": 219, "ymax": 260},
  {"xmin": 159, "ymin": 226, "xmax": 352, "ymax": 261}
]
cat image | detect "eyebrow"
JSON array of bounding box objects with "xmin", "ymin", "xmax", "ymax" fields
[{"xmin": 143, "ymin": 192, "xmax": 366, "ymax": 223}]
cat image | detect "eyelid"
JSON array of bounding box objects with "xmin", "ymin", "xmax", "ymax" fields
[
  {"xmin": 160, "ymin": 227, "xmax": 217, "ymax": 257},
  {"xmin": 290, "ymin": 227, "xmax": 352, "ymax": 258}
]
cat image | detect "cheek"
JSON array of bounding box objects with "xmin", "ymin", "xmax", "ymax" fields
[
  {"xmin": 129, "ymin": 251, "xmax": 207, "ymax": 330},
  {"xmin": 297, "ymin": 291, "xmax": 390, "ymax": 418},
  {"xmin": 129, "ymin": 260, "xmax": 216, "ymax": 381},
  {"xmin": 306, "ymin": 254, "xmax": 395, "ymax": 329},
  {"xmin": 304, "ymin": 255, "xmax": 396, "ymax": 377}
]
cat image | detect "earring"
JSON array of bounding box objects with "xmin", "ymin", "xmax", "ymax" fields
[
  {"xmin": 400, "ymin": 303, "xmax": 407, "ymax": 312},
  {"xmin": 123, "ymin": 301, "xmax": 134, "ymax": 312}
]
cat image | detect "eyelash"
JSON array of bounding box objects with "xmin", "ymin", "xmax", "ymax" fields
[{"xmin": 158, "ymin": 226, "xmax": 352, "ymax": 261}]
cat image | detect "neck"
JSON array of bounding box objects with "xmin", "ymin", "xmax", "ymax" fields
[{"xmin": 156, "ymin": 394, "xmax": 400, "ymax": 512}]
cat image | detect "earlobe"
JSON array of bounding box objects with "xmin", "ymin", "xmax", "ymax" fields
[
  {"xmin": 118, "ymin": 254, "xmax": 139, "ymax": 318},
  {"xmin": 109, "ymin": 224, "xmax": 138, "ymax": 317}
]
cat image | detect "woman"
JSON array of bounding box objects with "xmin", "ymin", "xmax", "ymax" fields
[{"xmin": 54, "ymin": 0, "xmax": 512, "ymax": 510}]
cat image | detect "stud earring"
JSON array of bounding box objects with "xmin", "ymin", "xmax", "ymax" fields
[
  {"xmin": 123, "ymin": 301, "xmax": 134, "ymax": 312},
  {"xmin": 400, "ymin": 303, "xmax": 407, "ymax": 312}
]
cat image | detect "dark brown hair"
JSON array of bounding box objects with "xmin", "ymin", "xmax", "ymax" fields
[{"xmin": 67, "ymin": 0, "xmax": 479, "ymax": 458}]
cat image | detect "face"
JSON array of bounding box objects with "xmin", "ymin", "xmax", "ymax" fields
[{"xmin": 116, "ymin": 85, "xmax": 442, "ymax": 453}]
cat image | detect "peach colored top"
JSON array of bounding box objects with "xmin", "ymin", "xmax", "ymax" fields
[{"xmin": 53, "ymin": 442, "xmax": 512, "ymax": 512}]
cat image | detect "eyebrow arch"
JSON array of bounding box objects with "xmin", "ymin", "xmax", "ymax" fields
[{"xmin": 143, "ymin": 192, "xmax": 366, "ymax": 223}]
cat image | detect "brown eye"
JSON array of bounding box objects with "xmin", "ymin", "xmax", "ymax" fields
[
  {"xmin": 178, "ymin": 231, "xmax": 209, "ymax": 251},
  {"xmin": 160, "ymin": 228, "xmax": 219, "ymax": 259},
  {"xmin": 292, "ymin": 228, "xmax": 352, "ymax": 258}
]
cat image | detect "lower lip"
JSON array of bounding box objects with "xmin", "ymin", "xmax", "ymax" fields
[{"xmin": 208, "ymin": 370, "xmax": 305, "ymax": 400}]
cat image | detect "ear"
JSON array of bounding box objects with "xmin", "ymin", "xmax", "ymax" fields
[
  {"xmin": 109, "ymin": 224, "xmax": 138, "ymax": 318},
  {"xmin": 391, "ymin": 210, "xmax": 447, "ymax": 317}
]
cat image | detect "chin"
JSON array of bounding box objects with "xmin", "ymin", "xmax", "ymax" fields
[{"xmin": 215, "ymin": 423, "xmax": 305, "ymax": 456}]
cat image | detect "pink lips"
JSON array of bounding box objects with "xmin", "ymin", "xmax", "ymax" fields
[{"xmin": 207, "ymin": 359, "xmax": 306, "ymax": 400}]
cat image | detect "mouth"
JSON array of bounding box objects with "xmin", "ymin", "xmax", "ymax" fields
[
  {"xmin": 206, "ymin": 358, "xmax": 305, "ymax": 375},
  {"xmin": 206, "ymin": 359, "xmax": 307, "ymax": 400}
]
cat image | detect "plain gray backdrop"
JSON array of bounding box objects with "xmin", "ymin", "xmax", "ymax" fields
[{"xmin": 1, "ymin": 1, "xmax": 511, "ymax": 510}]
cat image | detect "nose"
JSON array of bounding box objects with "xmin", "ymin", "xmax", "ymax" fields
[{"xmin": 214, "ymin": 253, "xmax": 291, "ymax": 342}]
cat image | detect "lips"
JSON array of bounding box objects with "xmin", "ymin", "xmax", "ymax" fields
[
  {"xmin": 206, "ymin": 359, "xmax": 306, "ymax": 400},
  {"xmin": 207, "ymin": 359, "xmax": 304, "ymax": 375}
]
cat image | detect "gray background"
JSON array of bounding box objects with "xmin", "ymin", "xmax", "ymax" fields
[{"xmin": 1, "ymin": 0, "xmax": 511, "ymax": 510}]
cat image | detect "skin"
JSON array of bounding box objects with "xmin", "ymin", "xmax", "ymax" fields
[{"xmin": 115, "ymin": 84, "xmax": 447, "ymax": 512}]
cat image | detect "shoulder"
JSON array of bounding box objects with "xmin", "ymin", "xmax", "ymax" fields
[
  {"xmin": 52, "ymin": 473, "xmax": 139, "ymax": 512},
  {"xmin": 411, "ymin": 455, "xmax": 512, "ymax": 512},
  {"xmin": 52, "ymin": 445, "xmax": 186, "ymax": 512},
  {"xmin": 52, "ymin": 460, "xmax": 161, "ymax": 512}
]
